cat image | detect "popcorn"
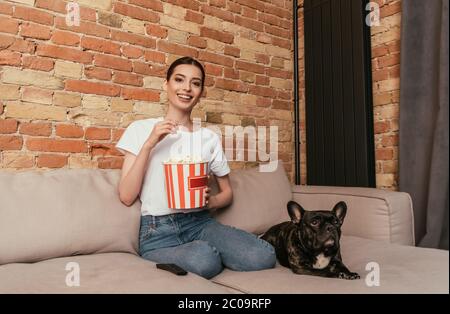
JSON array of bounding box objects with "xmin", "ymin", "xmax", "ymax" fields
[{"xmin": 164, "ymin": 155, "xmax": 205, "ymax": 164}]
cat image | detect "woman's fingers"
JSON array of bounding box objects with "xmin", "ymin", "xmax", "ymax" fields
[
  {"xmin": 157, "ymin": 124, "xmax": 177, "ymax": 134},
  {"xmin": 162, "ymin": 119, "xmax": 178, "ymax": 128},
  {"xmin": 165, "ymin": 121, "xmax": 178, "ymax": 133},
  {"xmin": 204, "ymin": 190, "xmax": 212, "ymax": 207},
  {"xmin": 156, "ymin": 120, "xmax": 177, "ymax": 130},
  {"xmin": 147, "ymin": 120, "xmax": 178, "ymax": 147}
]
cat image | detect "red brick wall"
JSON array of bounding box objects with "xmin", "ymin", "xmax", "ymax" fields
[
  {"xmin": 297, "ymin": 0, "xmax": 401, "ymax": 190},
  {"xmin": 0, "ymin": 0, "xmax": 295, "ymax": 178},
  {"xmin": 371, "ymin": 0, "xmax": 401, "ymax": 190}
]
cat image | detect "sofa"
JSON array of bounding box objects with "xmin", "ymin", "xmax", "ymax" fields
[{"xmin": 0, "ymin": 164, "xmax": 448, "ymax": 294}]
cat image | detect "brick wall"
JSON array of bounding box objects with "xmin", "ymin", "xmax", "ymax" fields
[
  {"xmin": 371, "ymin": 0, "xmax": 401, "ymax": 190},
  {"xmin": 297, "ymin": 0, "xmax": 401, "ymax": 190},
  {"xmin": 0, "ymin": 0, "xmax": 295, "ymax": 178}
]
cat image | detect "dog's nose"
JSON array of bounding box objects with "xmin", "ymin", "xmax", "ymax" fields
[
  {"xmin": 324, "ymin": 238, "xmax": 335, "ymax": 247},
  {"xmin": 326, "ymin": 225, "xmax": 334, "ymax": 233}
]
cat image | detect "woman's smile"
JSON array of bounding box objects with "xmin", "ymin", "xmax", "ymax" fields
[{"xmin": 177, "ymin": 93, "xmax": 194, "ymax": 102}]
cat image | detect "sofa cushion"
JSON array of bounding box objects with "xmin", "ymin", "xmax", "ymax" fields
[
  {"xmin": 212, "ymin": 162, "xmax": 291, "ymax": 235},
  {"xmin": 0, "ymin": 252, "xmax": 235, "ymax": 293},
  {"xmin": 291, "ymin": 185, "xmax": 415, "ymax": 245},
  {"xmin": 211, "ymin": 236, "xmax": 449, "ymax": 293},
  {"xmin": 0, "ymin": 169, "xmax": 141, "ymax": 265}
]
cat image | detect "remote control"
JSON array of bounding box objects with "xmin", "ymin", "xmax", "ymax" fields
[{"xmin": 156, "ymin": 263, "xmax": 188, "ymax": 276}]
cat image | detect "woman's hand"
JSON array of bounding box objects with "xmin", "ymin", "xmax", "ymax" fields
[
  {"xmin": 204, "ymin": 187, "xmax": 211, "ymax": 206},
  {"xmin": 205, "ymin": 175, "xmax": 233, "ymax": 210},
  {"xmin": 144, "ymin": 119, "xmax": 178, "ymax": 149}
]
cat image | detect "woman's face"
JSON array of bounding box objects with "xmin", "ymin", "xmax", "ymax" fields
[{"xmin": 164, "ymin": 64, "xmax": 203, "ymax": 112}]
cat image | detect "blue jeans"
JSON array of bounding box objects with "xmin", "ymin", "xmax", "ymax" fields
[{"xmin": 139, "ymin": 210, "xmax": 276, "ymax": 279}]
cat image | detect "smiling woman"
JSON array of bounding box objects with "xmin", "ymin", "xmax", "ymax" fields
[
  {"xmin": 164, "ymin": 58, "xmax": 205, "ymax": 120},
  {"xmin": 114, "ymin": 56, "xmax": 276, "ymax": 279}
]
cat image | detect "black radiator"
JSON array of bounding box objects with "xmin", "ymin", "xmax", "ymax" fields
[{"xmin": 303, "ymin": 0, "xmax": 375, "ymax": 187}]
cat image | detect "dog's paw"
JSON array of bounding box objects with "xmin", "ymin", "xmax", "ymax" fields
[{"xmin": 338, "ymin": 271, "xmax": 360, "ymax": 280}]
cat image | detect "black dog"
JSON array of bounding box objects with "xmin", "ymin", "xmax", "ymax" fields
[{"xmin": 262, "ymin": 201, "xmax": 359, "ymax": 280}]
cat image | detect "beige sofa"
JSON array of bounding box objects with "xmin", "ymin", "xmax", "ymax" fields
[{"xmin": 0, "ymin": 165, "xmax": 448, "ymax": 294}]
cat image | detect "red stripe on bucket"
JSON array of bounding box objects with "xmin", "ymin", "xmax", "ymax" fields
[
  {"xmin": 164, "ymin": 164, "xmax": 172, "ymax": 208},
  {"xmin": 189, "ymin": 163, "xmax": 195, "ymax": 209},
  {"xmin": 168, "ymin": 165, "xmax": 175, "ymax": 208},
  {"xmin": 200, "ymin": 163, "xmax": 205, "ymax": 207},
  {"xmin": 177, "ymin": 164, "xmax": 185, "ymax": 209}
]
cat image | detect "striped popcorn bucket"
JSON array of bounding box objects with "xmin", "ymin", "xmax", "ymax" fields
[{"xmin": 163, "ymin": 161, "xmax": 209, "ymax": 210}]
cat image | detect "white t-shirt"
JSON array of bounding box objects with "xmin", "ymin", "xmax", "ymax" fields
[{"xmin": 116, "ymin": 117, "xmax": 230, "ymax": 216}]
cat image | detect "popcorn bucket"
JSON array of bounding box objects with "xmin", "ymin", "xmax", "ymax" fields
[{"xmin": 163, "ymin": 161, "xmax": 209, "ymax": 210}]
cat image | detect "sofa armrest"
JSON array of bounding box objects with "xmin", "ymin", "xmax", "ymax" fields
[{"xmin": 291, "ymin": 185, "xmax": 415, "ymax": 246}]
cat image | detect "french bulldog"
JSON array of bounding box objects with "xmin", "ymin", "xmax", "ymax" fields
[{"xmin": 262, "ymin": 201, "xmax": 360, "ymax": 280}]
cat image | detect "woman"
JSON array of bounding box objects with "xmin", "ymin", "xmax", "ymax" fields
[{"xmin": 116, "ymin": 56, "xmax": 276, "ymax": 279}]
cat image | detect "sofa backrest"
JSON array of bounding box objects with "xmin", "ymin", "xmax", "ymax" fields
[
  {"xmin": 0, "ymin": 164, "xmax": 293, "ymax": 265},
  {"xmin": 0, "ymin": 169, "xmax": 141, "ymax": 265},
  {"xmin": 211, "ymin": 162, "xmax": 292, "ymax": 235}
]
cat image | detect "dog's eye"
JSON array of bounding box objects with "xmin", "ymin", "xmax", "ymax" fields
[
  {"xmin": 310, "ymin": 219, "xmax": 319, "ymax": 226},
  {"xmin": 333, "ymin": 219, "xmax": 340, "ymax": 225}
]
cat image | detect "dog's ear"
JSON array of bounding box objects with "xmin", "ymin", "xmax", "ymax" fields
[
  {"xmin": 287, "ymin": 201, "xmax": 305, "ymax": 224},
  {"xmin": 332, "ymin": 201, "xmax": 347, "ymax": 223}
]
